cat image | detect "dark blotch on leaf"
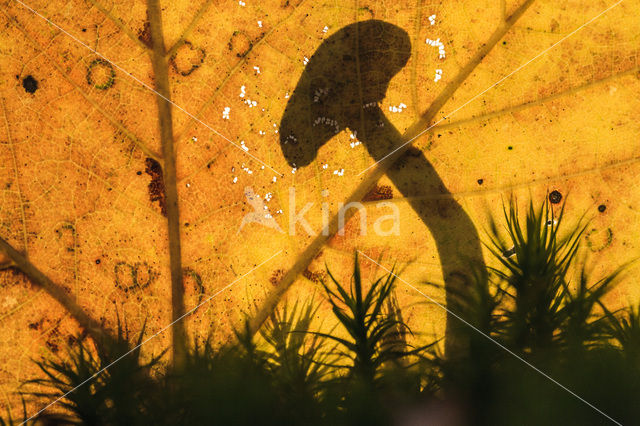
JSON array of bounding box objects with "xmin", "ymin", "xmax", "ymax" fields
[
  {"xmin": 598, "ymin": 204, "xmax": 607, "ymax": 213},
  {"xmin": 145, "ymin": 158, "xmax": 167, "ymax": 216},
  {"xmin": 549, "ymin": 190, "xmax": 563, "ymax": 204},
  {"xmin": 303, "ymin": 268, "xmax": 325, "ymax": 283},
  {"xmin": 137, "ymin": 20, "xmax": 152, "ymax": 47},
  {"xmin": 22, "ymin": 75, "xmax": 38, "ymax": 94},
  {"xmin": 477, "ymin": 179, "xmax": 484, "ymax": 185},
  {"xmin": 270, "ymin": 269, "xmax": 285, "ymax": 286},
  {"xmin": 363, "ymin": 184, "xmax": 393, "ymax": 201}
]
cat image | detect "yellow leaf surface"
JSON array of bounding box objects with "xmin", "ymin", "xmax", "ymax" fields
[{"xmin": 1, "ymin": 0, "xmax": 639, "ymax": 413}]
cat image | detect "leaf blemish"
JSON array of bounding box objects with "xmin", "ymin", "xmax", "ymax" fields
[
  {"xmin": 549, "ymin": 190, "xmax": 563, "ymax": 204},
  {"xmin": 144, "ymin": 158, "xmax": 167, "ymax": 216},
  {"xmin": 138, "ymin": 18, "xmax": 152, "ymax": 47},
  {"xmin": 22, "ymin": 75, "xmax": 38, "ymax": 94}
]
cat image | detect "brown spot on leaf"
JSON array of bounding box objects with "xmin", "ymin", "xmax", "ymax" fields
[
  {"xmin": 138, "ymin": 20, "xmax": 152, "ymax": 47},
  {"xmin": 269, "ymin": 269, "xmax": 285, "ymax": 286},
  {"xmin": 22, "ymin": 75, "xmax": 38, "ymax": 94},
  {"xmin": 45, "ymin": 340, "xmax": 59, "ymax": 353},
  {"xmin": 28, "ymin": 318, "xmax": 44, "ymax": 330},
  {"xmin": 549, "ymin": 190, "xmax": 563, "ymax": 204},
  {"xmin": 144, "ymin": 158, "xmax": 167, "ymax": 216},
  {"xmin": 303, "ymin": 268, "xmax": 325, "ymax": 283},
  {"xmin": 363, "ymin": 185, "xmax": 393, "ymax": 201}
]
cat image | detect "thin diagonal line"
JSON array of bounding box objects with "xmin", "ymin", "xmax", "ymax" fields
[
  {"xmin": 22, "ymin": 250, "xmax": 282, "ymax": 424},
  {"xmin": 357, "ymin": 250, "xmax": 622, "ymax": 426},
  {"xmin": 358, "ymin": 0, "xmax": 624, "ymax": 175},
  {"xmin": 11, "ymin": 0, "xmax": 282, "ymax": 175}
]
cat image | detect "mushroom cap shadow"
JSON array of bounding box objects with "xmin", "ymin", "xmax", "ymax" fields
[{"xmin": 279, "ymin": 20, "xmax": 411, "ymax": 167}]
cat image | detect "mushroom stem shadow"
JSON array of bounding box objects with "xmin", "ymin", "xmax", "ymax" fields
[
  {"xmin": 360, "ymin": 112, "xmax": 484, "ymax": 356},
  {"xmin": 279, "ymin": 19, "xmax": 485, "ymax": 356}
]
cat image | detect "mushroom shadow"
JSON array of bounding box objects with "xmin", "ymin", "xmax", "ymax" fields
[{"xmin": 279, "ymin": 20, "xmax": 485, "ymax": 355}]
